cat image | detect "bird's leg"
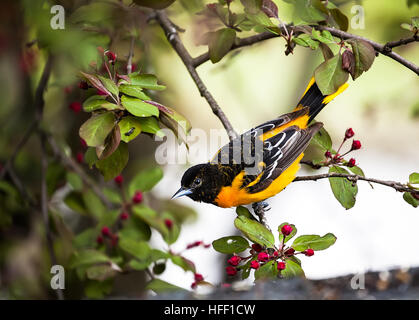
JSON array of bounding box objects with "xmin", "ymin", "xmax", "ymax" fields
[{"xmin": 252, "ymin": 201, "xmax": 271, "ymax": 231}]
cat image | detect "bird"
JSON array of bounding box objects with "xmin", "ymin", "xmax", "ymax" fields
[{"xmin": 172, "ymin": 77, "xmax": 348, "ymax": 208}]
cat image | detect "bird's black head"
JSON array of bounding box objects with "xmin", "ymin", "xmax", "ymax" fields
[{"xmin": 172, "ymin": 163, "xmax": 224, "ymax": 204}]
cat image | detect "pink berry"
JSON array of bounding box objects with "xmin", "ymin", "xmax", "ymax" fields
[
  {"xmin": 105, "ymin": 51, "xmax": 117, "ymax": 64},
  {"xmin": 228, "ymin": 256, "xmax": 241, "ymax": 266},
  {"xmin": 191, "ymin": 282, "xmax": 197, "ymax": 289},
  {"xmin": 226, "ymin": 266, "xmax": 237, "ymax": 276},
  {"xmin": 80, "ymin": 138, "xmax": 87, "ymax": 148},
  {"xmin": 96, "ymin": 235, "xmax": 104, "ymax": 244},
  {"xmin": 281, "ymin": 224, "xmax": 293, "ymax": 236},
  {"xmin": 76, "ymin": 152, "xmax": 84, "ymax": 164},
  {"xmin": 284, "ymin": 248, "xmax": 295, "ymax": 256},
  {"xmin": 351, "ymin": 140, "xmax": 362, "ymax": 150},
  {"xmin": 79, "ymin": 81, "xmax": 89, "ymax": 90},
  {"xmin": 194, "ymin": 273, "xmax": 204, "ymax": 282},
  {"xmin": 257, "ymin": 252, "xmax": 269, "ymax": 262},
  {"xmin": 345, "ymin": 128, "xmax": 355, "ymax": 139},
  {"xmin": 305, "ymin": 249, "xmax": 314, "ymax": 256},
  {"xmin": 277, "ymin": 261, "xmax": 286, "ymax": 270},
  {"xmin": 250, "ymin": 260, "xmax": 260, "ymax": 269},
  {"xmin": 251, "ymin": 243, "xmax": 262, "ymax": 252},
  {"xmin": 325, "ymin": 151, "xmax": 332, "ymax": 158},
  {"xmin": 114, "ymin": 175, "xmax": 123, "ymax": 185},
  {"xmin": 101, "ymin": 226, "xmax": 110, "ymax": 237},
  {"xmin": 69, "ymin": 102, "xmax": 82, "ymax": 113},
  {"xmin": 347, "ymin": 158, "xmax": 356, "ymax": 167},
  {"xmin": 164, "ymin": 219, "xmax": 173, "ymax": 230},
  {"xmin": 120, "ymin": 212, "xmax": 129, "ymax": 220},
  {"xmin": 132, "ymin": 191, "xmax": 143, "ymax": 204}
]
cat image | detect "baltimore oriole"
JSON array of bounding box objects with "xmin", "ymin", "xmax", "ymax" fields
[{"xmin": 172, "ymin": 78, "xmax": 348, "ymax": 208}]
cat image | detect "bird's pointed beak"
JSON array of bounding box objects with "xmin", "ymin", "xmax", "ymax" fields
[{"xmin": 171, "ymin": 187, "xmax": 193, "ymax": 200}]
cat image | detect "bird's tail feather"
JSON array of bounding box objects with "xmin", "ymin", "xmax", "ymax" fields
[{"xmin": 295, "ymin": 77, "xmax": 348, "ymax": 123}]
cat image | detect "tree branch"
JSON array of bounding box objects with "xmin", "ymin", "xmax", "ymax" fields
[
  {"xmin": 293, "ymin": 172, "xmax": 419, "ymax": 195},
  {"xmin": 154, "ymin": 10, "xmax": 238, "ymax": 141},
  {"xmin": 193, "ymin": 26, "xmax": 419, "ymax": 75}
]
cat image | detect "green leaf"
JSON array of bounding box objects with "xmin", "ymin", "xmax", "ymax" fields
[
  {"xmin": 137, "ymin": 117, "xmax": 165, "ymax": 138},
  {"xmin": 254, "ymin": 260, "xmax": 277, "ymax": 280},
  {"xmin": 64, "ymin": 191, "xmax": 87, "ymax": 214},
  {"xmin": 314, "ymin": 54, "xmax": 349, "ymax": 95},
  {"xmin": 95, "ymin": 142, "xmax": 129, "ymax": 181},
  {"xmin": 84, "ymin": 279, "xmax": 113, "ymax": 299},
  {"xmin": 170, "ymin": 254, "xmax": 196, "ymax": 273},
  {"xmin": 119, "ymin": 84, "xmax": 151, "ymax": 100},
  {"xmin": 82, "ymin": 189, "xmax": 106, "ymax": 220},
  {"xmin": 347, "ymin": 39, "xmax": 375, "ymax": 80},
  {"xmin": 84, "ymin": 147, "xmax": 98, "ymax": 168},
  {"xmin": 236, "ymin": 206, "xmax": 252, "ymax": 218},
  {"xmin": 73, "ymin": 228, "xmax": 97, "ymax": 249},
  {"xmin": 292, "ymin": 33, "xmax": 319, "ymax": 50},
  {"xmin": 330, "ymin": 8, "xmax": 349, "ymax": 31},
  {"xmin": 79, "ymin": 71, "xmax": 111, "ymax": 96},
  {"xmin": 311, "ymin": 29, "xmax": 334, "ymax": 44},
  {"xmin": 69, "ymin": 249, "xmax": 110, "ymax": 268},
  {"xmin": 278, "ymin": 222, "xmax": 297, "ymax": 244},
  {"xmin": 146, "ymin": 279, "xmax": 185, "ymax": 294},
  {"xmin": 132, "ymin": 0, "xmax": 176, "ymax": 10},
  {"xmin": 209, "ymin": 28, "xmax": 236, "ymax": 63},
  {"xmin": 102, "ymin": 187, "xmax": 122, "ymax": 204},
  {"xmin": 291, "ymin": 233, "xmax": 337, "ymax": 251},
  {"xmin": 158, "ymin": 103, "xmax": 191, "ymax": 142},
  {"xmin": 409, "ymin": 172, "xmax": 419, "ymax": 184},
  {"xmin": 97, "ymin": 75, "xmax": 119, "ymax": 97},
  {"xmin": 66, "ymin": 172, "xmax": 83, "ymax": 191},
  {"xmin": 119, "ymin": 215, "xmax": 152, "ymax": 242},
  {"xmin": 79, "ymin": 112, "xmax": 116, "ymax": 147},
  {"xmin": 128, "ymin": 167, "xmax": 163, "ymax": 196},
  {"xmin": 86, "ymin": 264, "xmax": 118, "ymax": 281},
  {"xmin": 98, "ymin": 125, "xmax": 121, "ymax": 160},
  {"xmin": 119, "ymin": 237, "xmax": 150, "ymax": 260},
  {"xmin": 118, "ymin": 116, "xmax": 142, "ymax": 143},
  {"xmin": 328, "ymin": 166, "xmax": 358, "ymax": 209},
  {"xmin": 240, "ymin": 0, "xmax": 262, "ymax": 15},
  {"xmin": 294, "ymin": 0, "xmax": 327, "ymax": 23},
  {"xmin": 82, "ymin": 95, "xmax": 120, "ymax": 112},
  {"xmin": 403, "ymin": 192, "xmax": 418, "ymax": 208},
  {"xmin": 281, "ymin": 259, "xmax": 305, "ymax": 279},
  {"xmin": 348, "ymin": 165, "xmax": 365, "ymax": 177},
  {"xmin": 310, "ymin": 125, "xmax": 332, "ymax": 151},
  {"xmin": 132, "ymin": 205, "xmax": 169, "ymax": 239},
  {"xmin": 212, "ymin": 236, "xmax": 249, "ymax": 254},
  {"xmin": 128, "ymin": 73, "xmax": 166, "ymax": 91},
  {"xmin": 234, "ymin": 215, "xmax": 275, "ymax": 248},
  {"xmin": 121, "ymin": 95, "xmax": 159, "ymax": 117}
]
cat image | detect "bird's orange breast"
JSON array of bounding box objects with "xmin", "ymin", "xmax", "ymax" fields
[{"xmin": 214, "ymin": 153, "xmax": 304, "ymax": 208}]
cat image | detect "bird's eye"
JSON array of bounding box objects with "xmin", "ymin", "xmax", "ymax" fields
[{"xmin": 193, "ymin": 178, "xmax": 201, "ymax": 186}]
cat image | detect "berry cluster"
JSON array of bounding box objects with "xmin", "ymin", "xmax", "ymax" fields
[
  {"xmin": 224, "ymin": 225, "xmax": 314, "ymax": 277},
  {"xmin": 324, "ymin": 128, "xmax": 361, "ymax": 167}
]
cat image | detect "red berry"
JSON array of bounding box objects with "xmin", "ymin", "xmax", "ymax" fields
[
  {"xmin": 228, "ymin": 256, "xmax": 241, "ymax": 266},
  {"xmin": 164, "ymin": 219, "xmax": 173, "ymax": 230},
  {"xmin": 284, "ymin": 248, "xmax": 295, "ymax": 256},
  {"xmin": 101, "ymin": 226, "xmax": 110, "ymax": 237},
  {"xmin": 194, "ymin": 273, "xmax": 204, "ymax": 282},
  {"xmin": 251, "ymin": 243, "xmax": 262, "ymax": 252},
  {"xmin": 114, "ymin": 175, "xmax": 123, "ymax": 185},
  {"xmin": 347, "ymin": 158, "xmax": 356, "ymax": 167},
  {"xmin": 120, "ymin": 212, "xmax": 129, "ymax": 220},
  {"xmin": 204, "ymin": 244, "xmax": 211, "ymax": 248},
  {"xmin": 250, "ymin": 260, "xmax": 260, "ymax": 269},
  {"xmin": 105, "ymin": 51, "xmax": 117, "ymax": 64},
  {"xmin": 69, "ymin": 102, "xmax": 82, "ymax": 113},
  {"xmin": 272, "ymin": 251, "xmax": 279, "ymax": 258},
  {"xmin": 257, "ymin": 252, "xmax": 269, "ymax": 262},
  {"xmin": 76, "ymin": 152, "xmax": 84, "ymax": 164},
  {"xmin": 345, "ymin": 128, "xmax": 355, "ymax": 139},
  {"xmin": 305, "ymin": 249, "xmax": 314, "ymax": 256},
  {"xmin": 325, "ymin": 151, "xmax": 332, "ymax": 158},
  {"xmin": 132, "ymin": 191, "xmax": 143, "ymax": 204},
  {"xmin": 281, "ymin": 224, "xmax": 293, "ymax": 236},
  {"xmin": 351, "ymin": 140, "xmax": 362, "ymax": 150},
  {"xmin": 226, "ymin": 266, "xmax": 237, "ymax": 276},
  {"xmin": 277, "ymin": 261, "xmax": 286, "ymax": 270},
  {"xmin": 191, "ymin": 282, "xmax": 197, "ymax": 289},
  {"xmin": 96, "ymin": 235, "xmax": 104, "ymax": 244},
  {"xmin": 79, "ymin": 81, "xmax": 89, "ymax": 90}
]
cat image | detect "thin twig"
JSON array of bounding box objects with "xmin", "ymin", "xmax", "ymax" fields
[
  {"xmin": 47, "ymin": 135, "xmax": 114, "ymax": 209},
  {"xmin": 293, "ymin": 172, "xmax": 419, "ymax": 195},
  {"xmin": 193, "ymin": 26, "xmax": 419, "ymax": 75},
  {"xmin": 154, "ymin": 10, "xmax": 239, "ymax": 141},
  {"xmin": 126, "ymin": 35, "xmax": 136, "ymax": 74}
]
